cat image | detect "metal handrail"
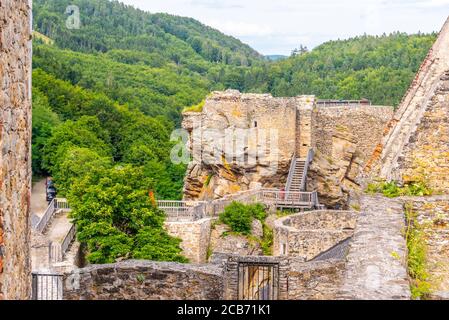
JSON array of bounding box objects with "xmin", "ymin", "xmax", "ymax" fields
[
  {"xmin": 157, "ymin": 200, "xmax": 208, "ymax": 221},
  {"xmin": 61, "ymin": 224, "xmax": 76, "ymax": 256},
  {"xmin": 55, "ymin": 198, "xmax": 70, "ymax": 210},
  {"xmin": 285, "ymin": 152, "xmax": 297, "ymax": 192},
  {"xmin": 35, "ymin": 198, "xmax": 57, "ymax": 233},
  {"xmin": 300, "ymin": 148, "xmax": 315, "ymax": 191}
]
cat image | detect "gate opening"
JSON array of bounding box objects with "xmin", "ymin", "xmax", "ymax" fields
[{"xmin": 237, "ymin": 262, "xmax": 279, "ymax": 300}]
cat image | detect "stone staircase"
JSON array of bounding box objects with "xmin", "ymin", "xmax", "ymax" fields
[{"xmin": 286, "ymin": 149, "xmax": 314, "ymax": 192}]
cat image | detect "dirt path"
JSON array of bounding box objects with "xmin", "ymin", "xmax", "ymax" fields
[{"xmin": 31, "ymin": 178, "xmax": 48, "ymax": 219}]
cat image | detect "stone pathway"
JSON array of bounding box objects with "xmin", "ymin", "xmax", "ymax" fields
[
  {"xmin": 338, "ymin": 195, "xmax": 411, "ymax": 300},
  {"xmin": 45, "ymin": 211, "xmax": 73, "ymax": 243}
]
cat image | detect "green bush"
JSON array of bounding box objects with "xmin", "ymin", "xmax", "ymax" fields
[
  {"xmin": 219, "ymin": 202, "xmax": 267, "ymax": 235},
  {"xmin": 366, "ymin": 180, "xmax": 432, "ymax": 198}
]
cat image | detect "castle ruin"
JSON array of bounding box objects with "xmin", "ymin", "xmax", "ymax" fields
[{"xmin": 1, "ymin": 0, "xmax": 449, "ymax": 301}]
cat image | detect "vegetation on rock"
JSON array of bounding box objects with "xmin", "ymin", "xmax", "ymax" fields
[
  {"xmin": 405, "ymin": 203, "xmax": 431, "ymax": 299},
  {"xmin": 219, "ymin": 202, "xmax": 273, "ymax": 255},
  {"xmin": 366, "ymin": 180, "xmax": 433, "ymax": 198}
]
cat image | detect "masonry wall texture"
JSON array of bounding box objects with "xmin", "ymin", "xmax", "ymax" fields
[
  {"xmin": 0, "ymin": 0, "xmax": 32, "ymax": 300},
  {"xmin": 63, "ymin": 260, "xmax": 224, "ymax": 300},
  {"xmin": 314, "ymin": 106, "xmax": 394, "ymax": 162},
  {"xmin": 273, "ymin": 210, "xmax": 357, "ymax": 260},
  {"xmin": 338, "ymin": 195, "xmax": 411, "ymax": 300},
  {"xmin": 402, "ymin": 196, "xmax": 449, "ymax": 299},
  {"xmin": 397, "ymin": 71, "xmax": 449, "ymax": 193},
  {"xmin": 288, "ymin": 259, "xmax": 346, "ymax": 300},
  {"xmin": 368, "ymin": 17, "xmax": 449, "ymax": 183},
  {"xmin": 164, "ymin": 218, "xmax": 212, "ymax": 263}
]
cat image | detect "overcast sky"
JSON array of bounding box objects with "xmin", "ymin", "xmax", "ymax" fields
[{"xmin": 119, "ymin": 0, "xmax": 449, "ymax": 55}]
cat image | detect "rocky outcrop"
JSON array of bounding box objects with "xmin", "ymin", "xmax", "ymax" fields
[
  {"xmin": 0, "ymin": 0, "xmax": 32, "ymax": 300},
  {"xmin": 308, "ymin": 127, "xmax": 363, "ymax": 208},
  {"xmin": 182, "ymin": 90, "xmax": 301, "ymax": 200}
]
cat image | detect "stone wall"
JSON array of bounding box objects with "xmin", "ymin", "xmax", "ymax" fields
[
  {"xmin": 223, "ymin": 255, "xmax": 346, "ymax": 300},
  {"xmin": 397, "ymin": 71, "xmax": 449, "ymax": 193},
  {"xmin": 164, "ymin": 218, "xmax": 212, "ymax": 263},
  {"xmin": 62, "ymin": 255, "xmax": 348, "ymax": 300},
  {"xmin": 314, "ymin": 105, "xmax": 394, "ymax": 162},
  {"xmin": 287, "ymin": 259, "xmax": 346, "ymax": 300},
  {"xmin": 368, "ymin": 17, "xmax": 449, "ymax": 181},
  {"xmin": 182, "ymin": 90, "xmax": 300, "ymax": 200},
  {"xmin": 273, "ymin": 210, "xmax": 357, "ymax": 260},
  {"xmin": 403, "ymin": 196, "xmax": 449, "ymax": 299},
  {"xmin": 63, "ymin": 260, "xmax": 224, "ymax": 300},
  {"xmin": 0, "ymin": 0, "xmax": 32, "ymax": 300}
]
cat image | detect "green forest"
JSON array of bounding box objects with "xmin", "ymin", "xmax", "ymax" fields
[{"xmin": 32, "ymin": 0, "xmax": 436, "ymax": 263}]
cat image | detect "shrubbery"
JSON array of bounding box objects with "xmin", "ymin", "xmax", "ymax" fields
[
  {"xmin": 366, "ymin": 180, "xmax": 432, "ymax": 198},
  {"xmin": 219, "ymin": 202, "xmax": 267, "ymax": 235}
]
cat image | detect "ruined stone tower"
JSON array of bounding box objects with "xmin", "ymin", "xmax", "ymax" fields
[
  {"xmin": 367, "ymin": 16, "xmax": 449, "ymax": 193},
  {"xmin": 0, "ymin": 0, "xmax": 32, "ymax": 299}
]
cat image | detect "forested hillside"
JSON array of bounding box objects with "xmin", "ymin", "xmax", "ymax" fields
[
  {"xmin": 31, "ymin": 0, "xmax": 436, "ymax": 264},
  {"xmin": 262, "ymin": 33, "xmax": 437, "ymax": 106}
]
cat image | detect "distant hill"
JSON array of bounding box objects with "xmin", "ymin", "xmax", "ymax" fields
[
  {"xmin": 33, "ymin": 0, "xmax": 263, "ymax": 70},
  {"xmin": 265, "ymin": 55, "xmax": 288, "ymax": 61}
]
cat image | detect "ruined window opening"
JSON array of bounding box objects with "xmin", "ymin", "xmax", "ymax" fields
[{"xmin": 254, "ymin": 121, "xmax": 258, "ymax": 128}]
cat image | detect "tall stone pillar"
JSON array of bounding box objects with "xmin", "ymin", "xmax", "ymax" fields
[
  {"xmin": 0, "ymin": 0, "xmax": 32, "ymax": 300},
  {"xmin": 296, "ymin": 96, "xmax": 316, "ymax": 158}
]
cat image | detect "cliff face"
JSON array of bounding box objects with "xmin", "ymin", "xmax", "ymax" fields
[
  {"xmin": 0, "ymin": 0, "xmax": 32, "ymax": 300},
  {"xmin": 308, "ymin": 127, "xmax": 364, "ymax": 208}
]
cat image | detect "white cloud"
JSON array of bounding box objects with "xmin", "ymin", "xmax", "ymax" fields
[
  {"xmin": 119, "ymin": 0, "xmax": 449, "ymax": 55},
  {"xmin": 414, "ymin": 0, "xmax": 449, "ymax": 7}
]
